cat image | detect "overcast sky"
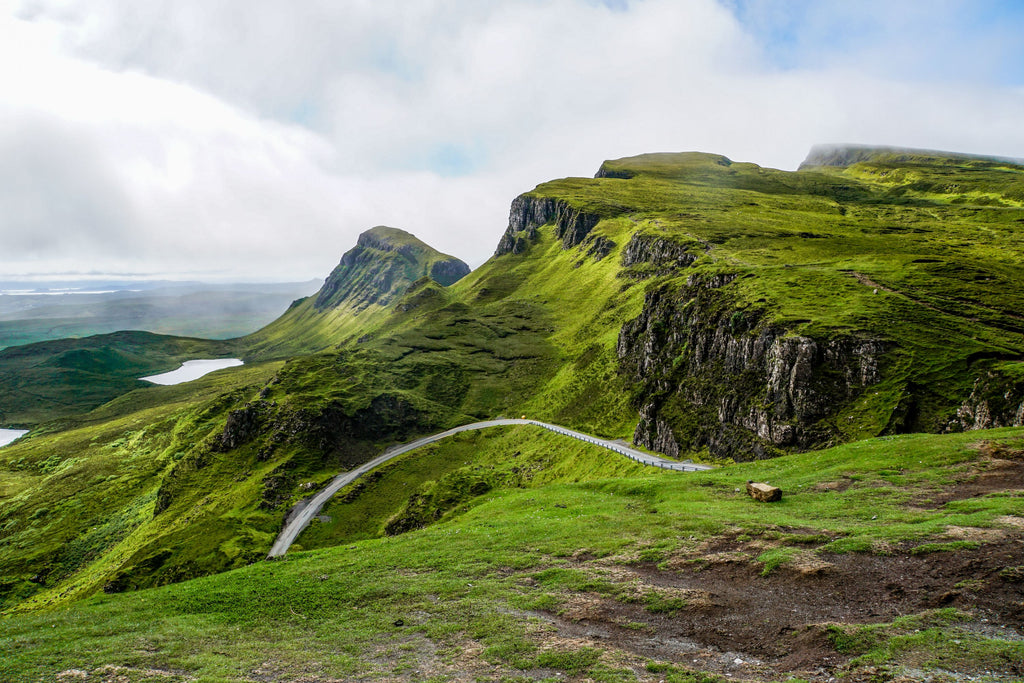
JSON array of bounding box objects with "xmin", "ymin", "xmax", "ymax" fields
[{"xmin": 2, "ymin": 0, "xmax": 1024, "ymax": 282}]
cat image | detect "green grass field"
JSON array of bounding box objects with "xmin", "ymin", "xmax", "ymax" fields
[{"xmin": 2, "ymin": 426, "xmax": 1022, "ymax": 681}]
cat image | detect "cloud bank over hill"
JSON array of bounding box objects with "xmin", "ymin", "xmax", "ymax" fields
[{"xmin": 2, "ymin": 0, "xmax": 1024, "ymax": 280}]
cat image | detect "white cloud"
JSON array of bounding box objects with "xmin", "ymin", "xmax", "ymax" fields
[{"xmin": 1, "ymin": 0, "xmax": 1023, "ymax": 281}]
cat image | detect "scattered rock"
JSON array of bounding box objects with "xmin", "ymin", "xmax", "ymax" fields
[{"xmin": 746, "ymin": 481, "xmax": 782, "ymax": 502}]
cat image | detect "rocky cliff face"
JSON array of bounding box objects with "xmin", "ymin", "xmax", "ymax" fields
[
  {"xmin": 621, "ymin": 233, "xmax": 699, "ymax": 276},
  {"xmin": 617, "ymin": 277, "xmax": 888, "ymax": 461},
  {"xmin": 314, "ymin": 226, "xmax": 469, "ymax": 311},
  {"xmin": 951, "ymin": 373, "xmax": 1024, "ymax": 431},
  {"xmin": 495, "ymin": 194, "xmax": 605, "ymax": 255}
]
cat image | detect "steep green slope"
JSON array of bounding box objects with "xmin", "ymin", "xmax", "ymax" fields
[
  {"xmin": 3, "ymin": 427, "xmax": 1022, "ymax": 682},
  {"xmin": 0, "ymin": 229, "xmax": 481, "ymax": 610},
  {"xmin": 2, "ymin": 146, "xmax": 1023, "ymax": 617},
  {"xmin": 0, "ymin": 361, "xmax": 285, "ymax": 609}
]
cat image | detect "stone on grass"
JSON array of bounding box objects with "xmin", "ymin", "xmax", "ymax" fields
[{"xmin": 746, "ymin": 481, "xmax": 782, "ymax": 502}]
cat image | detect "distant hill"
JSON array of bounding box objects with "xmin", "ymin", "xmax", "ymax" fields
[
  {"xmin": 0, "ymin": 280, "xmax": 321, "ymax": 351},
  {"xmin": 243, "ymin": 225, "xmax": 470, "ymax": 358}
]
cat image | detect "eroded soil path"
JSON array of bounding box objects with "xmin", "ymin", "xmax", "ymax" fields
[{"xmin": 516, "ymin": 531, "xmax": 1024, "ymax": 682}]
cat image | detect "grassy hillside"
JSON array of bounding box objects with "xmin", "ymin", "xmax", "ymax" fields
[
  {"xmin": 1, "ymin": 147, "xmax": 1022, "ymax": 647},
  {"xmin": 3, "ymin": 426, "xmax": 1022, "ymax": 682},
  {"xmin": 521, "ymin": 151, "xmax": 1024, "ymax": 457},
  {"xmin": 0, "ymin": 331, "xmax": 239, "ymax": 426}
]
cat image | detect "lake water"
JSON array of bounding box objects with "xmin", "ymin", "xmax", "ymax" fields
[
  {"xmin": 140, "ymin": 359, "xmax": 244, "ymax": 385},
  {"xmin": 0, "ymin": 429, "xmax": 28, "ymax": 448}
]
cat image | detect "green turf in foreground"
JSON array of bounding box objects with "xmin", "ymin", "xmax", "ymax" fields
[{"xmin": 2, "ymin": 427, "xmax": 1022, "ymax": 682}]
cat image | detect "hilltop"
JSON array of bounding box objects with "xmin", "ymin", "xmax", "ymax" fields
[{"xmin": 0, "ymin": 147, "xmax": 1023, "ymax": 681}]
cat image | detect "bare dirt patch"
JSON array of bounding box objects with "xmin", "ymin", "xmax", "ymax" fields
[
  {"xmin": 538, "ymin": 539, "xmax": 1024, "ymax": 681},
  {"xmin": 943, "ymin": 525, "xmax": 1009, "ymax": 542},
  {"xmin": 57, "ymin": 666, "xmax": 196, "ymax": 682},
  {"xmin": 913, "ymin": 456, "xmax": 1024, "ymax": 508}
]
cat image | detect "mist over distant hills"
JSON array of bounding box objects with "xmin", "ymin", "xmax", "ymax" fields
[{"xmin": 0, "ymin": 279, "xmax": 321, "ymax": 350}]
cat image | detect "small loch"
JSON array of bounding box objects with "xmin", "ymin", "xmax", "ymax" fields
[
  {"xmin": 140, "ymin": 359, "xmax": 244, "ymax": 385},
  {"xmin": 0, "ymin": 429, "xmax": 28, "ymax": 448}
]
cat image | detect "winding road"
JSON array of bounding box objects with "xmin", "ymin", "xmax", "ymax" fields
[{"xmin": 266, "ymin": 418, "xmax": 712, "ymax": 558}]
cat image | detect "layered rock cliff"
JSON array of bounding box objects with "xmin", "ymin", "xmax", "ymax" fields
[
  {"xmin": 617, "ymin": 278, "xmax": 889, "ymax": 461},
  {"xmin": 494, "ymin": 194, "xmax": 607, "ymax": 255},
  {"xmin": 952, "ymin": 372, "xmax": 1024, "ymax": 431}
]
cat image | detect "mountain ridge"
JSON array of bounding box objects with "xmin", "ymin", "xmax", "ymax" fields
[{"xmin": 799, "ymin": 142, "xmax": 1024, "ymax": 169}]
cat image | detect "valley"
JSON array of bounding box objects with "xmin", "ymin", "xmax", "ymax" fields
[{"xmin": 0, "ymin": 147, "xmax": 1022, "ymax": 682}]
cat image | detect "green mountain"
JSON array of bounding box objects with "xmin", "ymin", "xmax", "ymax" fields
[
  {"xmin": 314, "ymin": 225, "xmax": 470, "ymax": 310},
  {"xmin": 0, "ymin": 280, "xmax": 321, "ymax": 351},
  {"xmin": 242, "ymin": 225, "xmax": 471, "ymax": 359},
  {"xmin": 1, "ymin": 147, "xmax": 1023, "ymax": 681}
]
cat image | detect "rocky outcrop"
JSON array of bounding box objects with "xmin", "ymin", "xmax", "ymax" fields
[
  {"xmin": 618, "ymin": 282, "xmax": 888, "ymax": 461},
  {"xmin": 951, "ymin": 372, "xmax": 1024, "ymax": 431},
  {"xmin": 621, "ymin": 233, "xmax": 699, "ymax": 276},
  {"xmin": 430, "ymin": 259, "xmax": 471, "ymax": 286},
  {"xmin": 594, "ymin": 163, "xmax": 634, "ymax": 179},
  {"xmin": 494, "ymin": 194, "xmax": 605, "ymax": 255},
  {"xmin": 156, "ymin": 389, "xmax": 439, "ymax": 517},
  {"xmin": 584, "ymin": 235, "xmax": 615, "ymax": 261},
  {"xmin": 216, "ymin": 401, "xmax": 268, "ymax": 450}
]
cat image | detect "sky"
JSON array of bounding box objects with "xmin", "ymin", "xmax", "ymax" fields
[{"xmin": 2, "ymin": 0, "xmax": 1023, "ymax": 282}]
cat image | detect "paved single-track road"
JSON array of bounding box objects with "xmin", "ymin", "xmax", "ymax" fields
[{"xmin": 266, "ymin": 418, "xmax": 712, "ymax": 558}]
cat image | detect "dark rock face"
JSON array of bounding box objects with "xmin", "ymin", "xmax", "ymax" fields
[
  {"xmin": 314, "ymin": 245, "xmax": 404, "ymax": 310},
  {"xmin": 430, "ymin": 259, "xmax": 471, "ymax": 286},
  {"xmin": 495, "ymin": 193, "xmax": 604, "ymax": 255},
  {"xmin": 594, "ymin": 163, "xmax": 634, "ymax": 179},
  {"xmin": 617, "ymin": 280, "xmax": 888, "ymax": 461},
  {"xmin": 156, "ymin": 386, "xmax": 437, "ymax": 517},
  {"xmin": 584, "ymin": 235, "xmax": 615, "ymax": 261},
  {"xmin": 286, "ymin": 393, "xmax": 428, "ymax": 462},
  {"xmin": 243, "ymin": 393, "xmax": 431, "ymax": 511},
  {"xmin": 621, "ymin": 233, "xmax": 699, "ymax": 276},
  {"xmin": 216, "ymin": 401, "xmax": 271, "ymax": 451},
  {"xmin": 951, "ymin": 373, "xmax": 1024, "ymax": 430},
  {"xmin": 315, "ymin": 228, "xmax": 469, "ymax": 311}
]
